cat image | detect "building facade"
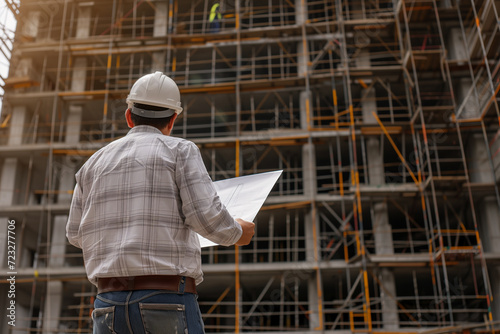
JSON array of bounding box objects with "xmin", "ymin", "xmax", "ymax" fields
[{"xmin": 1, "ymin": 0, "xmax": 500, "ymax": 333}]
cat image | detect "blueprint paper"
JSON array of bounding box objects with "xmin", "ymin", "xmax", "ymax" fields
[{"xmin": 198, "ymin": 170, "xmax": 283, "ymax": 248}]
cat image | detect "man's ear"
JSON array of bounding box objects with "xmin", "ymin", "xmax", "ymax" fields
[
  {"xmin": 125, "ymin": 109, "xmax": 134, "ymax": 128},
  {"xmin": 166, "ymin": 113, "xmax": 178, "ymax": 133}
]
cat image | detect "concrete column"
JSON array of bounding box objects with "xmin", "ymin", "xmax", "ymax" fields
[
  {"xmin": 13, "ymin": 58, "xmax": 33, "ymax": 79},
  {"xmin": 8, "ymin": 105, "xmax": 27, "ymax": 146},
  {"xmin": 447, "ymin": 28, "xmax": 468, "ymax": 63},
  {"xmin": 295, "ymin": 0, "xmax": 312, "ymax": 245},
  {"xmin": 373, "ymin": 203, "xmax": 393, "ymax": 255},
  {"xmin": 296, "ymin": 0, "xmax": 307, "ymax": 76},
  {"xmin": 372, "ymin": 201, "xmax": 398, "ymax": 330},
  {"xmin": 467, "ymin": 134, "xmax": 493, "ymax": 184},
  {"xmin": 69, "ymin": 55, "xmax": 85, "ymax": 142},
  {"xmin": 302, "ymin": 121, "xmax": 322, "ymax": 330},
  {"xmin": 297, "ymin": 41, "xmax": 308, "ymax": 78},
  {"xmin": 307, "ymin": 273, "xmax": 320, "ymax": 329},
  {"xmin": 296, "ymin": 2, "xmax": 322, "ymax": 327},
  {"xmin": 150, "ymin": 2, "xmax": 168, "ymax": 71},
  {"xmin": 478, "ymin": 197, "xmax": 500, "ymax": 253},
  {"xmin": 304, "ymin": 208, "xmax": 316, "ymax": 264},
  {"xmin": 379, "ymin": 268, "xmax": 399, "ymax": 328},
  {"xmin": 362, "ymin": 88, "xmax": 385, "ymax": 189},
  {"xmin": 366, "ymin": 138, "xmax": 384, "ymax": 185},
  {"xmin": 65, "ymin": 105, "xmax": 83, "ymax": 144},
  {"xmin": 152, "ymin": 52, "xmax": 166, "ymax": 72},
  {"xmin": 154, "ymin": 2, "xmax": 168, "ymax": 37},
  {"xmin": 363, "ymin": 87, "xmax": 384, "ymax": 185},
  {"xmin": 295, "ymin": 0, "xmax": 306, "ymax": 25},
  {"xmin": 302, "ymin": 142, "xmax": 317, "ymax": 197},
  {"xmin": 302, "ymin": 142, "xmax": 320, "ymax": 329},
  {"xmin": 455, "ymin": 78, "xmax": 481, "ymax": 119},
  {"xmin": 362, "ymin": 83, "xmax": 399, "ymax": 329},
  {"xmin": 76, "ymin": 4, "xmax": 92, "ymax": 39},
  {"xmin": 48, "ymin": 216, "xmax": 68, "ymax": 268},
  {"xmin": 296, "ymin": 0, "xmax": 309, "ymax": 128},
  {"xmin": 12, "ymin": 305, "xmax": 30, "ymax": 334},
  {"xmin": 361, "ymin": 86, "xmax": 376, "ymax": 123},
  {"xmin": 71, "ymin": 57, "xmax": 87, "ymax": 92},
  {"xmin": 42, "ymin": 281, "xmax": 63, "ymax": 334},
  {"xmin": 372, "ymin": 200, "xmax": 398, "ymax": 329},
  {"xmin": 467, "ymin": 134, "xmax": 500, "ymax": 320},
  {"xmin": 0, "ymin": 159, "xmax": 21, "ymax": 206}
]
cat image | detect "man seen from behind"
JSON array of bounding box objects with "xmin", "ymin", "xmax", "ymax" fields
[{"xmin": 66, "ymin": 71, "xmax": 255, "ymax": 333}]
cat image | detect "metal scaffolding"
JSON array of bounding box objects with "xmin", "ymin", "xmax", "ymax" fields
[{"xmin": 0, "ymin": 0, "xmax": 500, "ymax": 333}]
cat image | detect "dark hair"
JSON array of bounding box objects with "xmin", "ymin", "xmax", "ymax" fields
[{"xmin": 129, "ymin": 103, "xmax": 174, "ymax": 131}]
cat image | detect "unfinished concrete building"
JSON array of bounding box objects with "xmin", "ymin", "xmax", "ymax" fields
[{"xmin": 0, "ymin": 0, "xmax": 500, "ymax": 333}]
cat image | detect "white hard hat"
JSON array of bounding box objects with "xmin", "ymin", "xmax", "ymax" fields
[{"xmin": 126, "ymin": 71, "xmax": 183, "ymax": 118}]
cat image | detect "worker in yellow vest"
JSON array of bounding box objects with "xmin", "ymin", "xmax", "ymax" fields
[{"xmin": 209, "ymin": 2, "xmax": 221, "ymax": 32}]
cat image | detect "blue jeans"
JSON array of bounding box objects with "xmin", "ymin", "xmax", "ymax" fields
[{"xmin": 92, "ymin": 285, "xmax": 205, "ymax": 333}]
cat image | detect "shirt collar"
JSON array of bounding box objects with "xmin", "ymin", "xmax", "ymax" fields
[{"xmin": 127, "ymin": 125, "xmax": 163, "ymax": 136}]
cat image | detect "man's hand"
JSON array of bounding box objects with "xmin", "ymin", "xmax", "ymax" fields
[{"xmin": 235, "ymin": 218, "xmax": 255, "ymax": 246}]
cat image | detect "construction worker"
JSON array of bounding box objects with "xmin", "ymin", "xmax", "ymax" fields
[
  {"xmin": 66, "ymin": 71, "xmax": 255, "ymax": 333},
  {"xmin": 209, "ymin": 2, "xmax": 221, "ymax": 32}
]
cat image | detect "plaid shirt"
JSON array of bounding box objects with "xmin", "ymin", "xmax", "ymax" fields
[{"xmin": 66, "ymin": 125, "xmax": 242, "ymax": 286}]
